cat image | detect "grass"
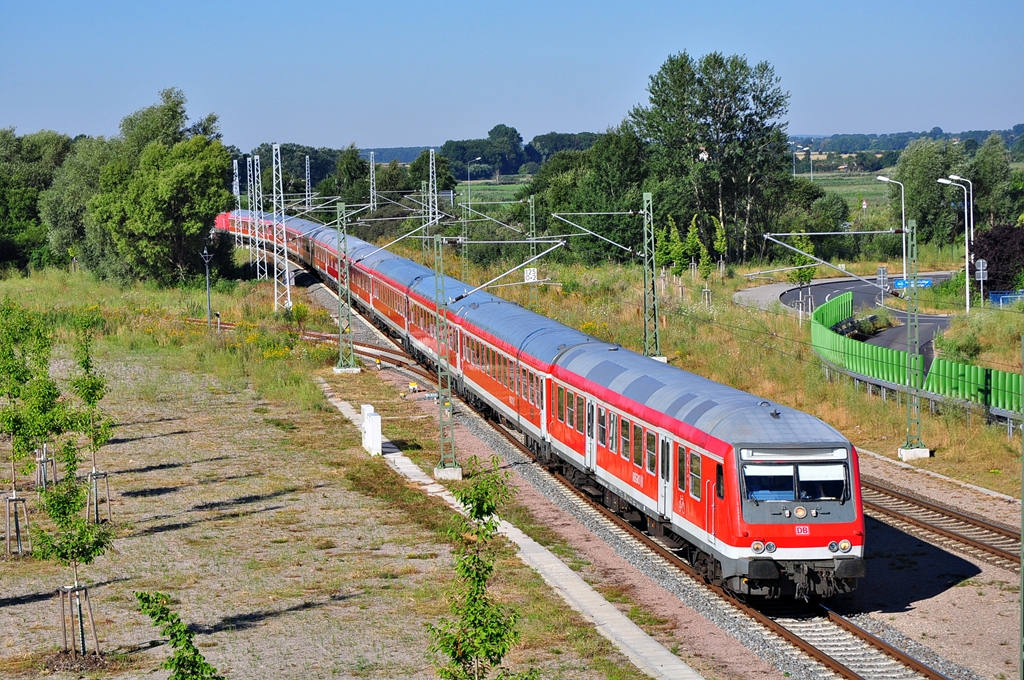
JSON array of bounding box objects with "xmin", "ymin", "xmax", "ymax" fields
[
  {"xmin": 0, "ymin": 268, "xmax": 655, "ymax": 679},
  {"xmin": 811, "ymin": 170, "xmax": 894, "ymax": 214}
]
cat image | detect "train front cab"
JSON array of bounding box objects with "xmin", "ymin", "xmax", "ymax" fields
[{"xmin": 718, "ymin": 444, "xmax": 865, "ymax": 599}]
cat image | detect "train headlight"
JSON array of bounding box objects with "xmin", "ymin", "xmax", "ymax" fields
[
  {"xmin": 784, "ymin": 509, "xmax": 791, "ymax": 517},
  {"xmin": 794, "ymin": 506, "xmax": 807, "ymax": 519},
  {"xmin": 751, "ymin": 541, "xmax": 765, "ymax": 554},
  {"xmin": 828, "ymin": 541, "xmax": 840, "ymax": 552},
  {"xmin": 765, "ymin": 542, "xmax": 776, "ymax": 553},
  {"xmin": 839, "ymin": 540, "xmax": 852, "ymax": 553}
]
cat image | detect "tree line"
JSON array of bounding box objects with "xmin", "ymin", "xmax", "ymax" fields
[
  {"xmin": 1, "ymin": 88, "xmax": 234, "ymax": 283},
  {"xmin": 796, "ymin": 124, "xmax": 1024, "ymax": 158}
]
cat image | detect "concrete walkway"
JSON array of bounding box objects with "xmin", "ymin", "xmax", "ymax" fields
[{"xmin": 314, "ymin": 376, "xmax": 704, "ymax": 680}]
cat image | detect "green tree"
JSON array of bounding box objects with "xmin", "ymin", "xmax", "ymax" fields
[
  {"xmin": 681, "ymin": 213, "xmax": 702, "ymax": 263},
  {"xmin": 428, "ymin": 456, "xmax": 536, "ymax": 680},
  {"xmin": 33, "ymin": 439, "xmax": 114, "ymax": 585},
  {"xmin": 970, "ymin": 133, "xmax": 1012, "ymax": 228},
  {"xmin": 891, "ymin": 138, "xmax": 966, "ymax": 244},
  {"xmin": 786, "ymin": 231, "xmax": 816, "ymax": 286},
  {"xmin": 89, "ymin": 135, "xmax": 232, "ymax": 283},
  {"xmin": 697, "ymin": 239, "xmax": 713, "ymax": 285},
  {"xmin": 40, "ymin": 137, "xmax": 117, "ymax": 269},
  {"xmin": 486, "ymin": 124, "xmax": 526, "ymax": 176},
  {"xmin": 0, "ymin": 128, "xmax": 74, "ymax": 267},
  {"xmin": 631, "ymin": 51, "xmax": 790, "ymax": 261},
  {"xmin": 0, "ymin": 299, "xmax": 70, "ymax": 494},
  {"xmin": 409, "ymin": 150, "xmax": 458, "ymax": 192},
  {"xmin": 712, "ymin": 215, "xmax": 727, "ymax": 260},
  {"xmin": 136, "ymin": 592, "xmax": 224, "ymax": 680}
]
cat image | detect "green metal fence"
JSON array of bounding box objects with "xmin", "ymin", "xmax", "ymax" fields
[{"xmin": 810, "ymin": 292, "xmax": 1022, "ymax": 413}]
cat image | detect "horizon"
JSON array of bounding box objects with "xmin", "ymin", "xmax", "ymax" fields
[{"xmin": 2, "ymin": 1, "xmax": 1021, "ymax": 151}]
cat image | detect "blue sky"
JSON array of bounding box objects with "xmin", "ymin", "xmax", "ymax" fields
[{"xmin": 2, "ymin": 1, "xmax": 1021, "ymax": 151}]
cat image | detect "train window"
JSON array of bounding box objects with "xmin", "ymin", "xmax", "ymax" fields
[
  {"xmin": 620, "ymin": 418, "xmax": 630, "ymax": 459},
  {"xmin": 646, "ymin": 432, "xmax": 656, "ymax": 474},
  {"xmin": 661, "ymin": 439, "xmax": 670, "ymax": 481},
  {"xmin": 529, "ymin": 373, "xmax": 536, "ymax": 404},
  {"xmin": 608, "ymin": 413, "xmax": 617, "ymax": 452},
  {"xmin": 576, "ymin": 395, "xmax": 585, "ymax": 433},
  {"xmin": 566, "ymin": 391, "xmax": 575, "ymax": 424},
  {"xmin": 537, "ymin": 380, "xmax": 543, "ymax": 409},
  {"xmin": 597, "ymin": 407, "xmax": 606, "ymax": 446},
  {"xmin": 689, "ymin": 452, "xmax": 702, "ymax": 500},
  {"xmin": 716, "ymin": 464, "xmax": 724, "ymax": 499},
  {"xmin": 633, "ymin": 424, "xmax": 643, "ymax": 467},
  {"xmin": 797, "ymin": 464, "xmax": 847, "ymax": 501},
  {"xmin": 521, "ymin": 368, "xmax": 528, "ymax": 398},
  {"xmin": 743, "ymin": 465, "xmax": 795, "ymax": 501},
  {"xmin": 676, "ymin": 445, "xmax": 686, "ymax": 492},
  {"xmin": 557, "ymin": 387, "xmax": 565, "ymax": 421}
]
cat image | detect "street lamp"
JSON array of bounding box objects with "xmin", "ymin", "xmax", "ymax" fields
[
  {"xmin": 466, "ymin": 156, "xmax": 482, "ymax": 208},
  {"xmin": 938, "ymin": 177, "xmax": 971, "ymax": 314},
  {"xmin": 949, "ymin": 174, "xmax": 974, "ymax": 246},
  {"xmin": 877, "ymin": 176, "xmax": 907, "ymax": 281},
  {"xmin": 201, "ymin": 247, "xmax": 213, "ymax": 328}
]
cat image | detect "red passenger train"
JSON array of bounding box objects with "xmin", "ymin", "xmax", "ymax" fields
[{"xmin": 216, "ymin": 210, "xmax": 866, "ymax": 599}]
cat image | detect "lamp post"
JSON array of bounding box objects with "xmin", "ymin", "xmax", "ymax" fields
[
  {"xmin": 949, "ymin": 174, "xmax": 974, "ymax": 246},
  {"xmin": 466, "ymin": 156, "xmax": 481, "ymax": 210},
  {"xmin": 201, "ymin": 247, "xmax": 213, "ymax": 329},
  {"xmin": 877, "ymin": 176, "xmax": 906, "ymax": 281},
  {"xmin": 938, "ymin": 177, "xmax": 971, "ymax": 314}
]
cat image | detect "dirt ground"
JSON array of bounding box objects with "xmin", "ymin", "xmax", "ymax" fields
[{"xmin": 0, "ymin": 352, "xmax": 636, "ymax": 679}]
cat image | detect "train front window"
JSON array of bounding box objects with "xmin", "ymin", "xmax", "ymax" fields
[
  {"xmin": 743, "ymin": 464, "xmax": 795, "ymax": 501},
  {"xmin": 797, "ymin": 464, "xmax": 847, "ymax": 501}
]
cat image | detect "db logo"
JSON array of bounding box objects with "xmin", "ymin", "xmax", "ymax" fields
[
  {"xmin": 795, "ymin": 525, "xmax": 810, "ymax": 535},
  {"xmin": 632, "ymin": 472, "xmax": 644, "ymax": 486}
]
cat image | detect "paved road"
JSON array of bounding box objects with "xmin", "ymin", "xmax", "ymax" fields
[{"xmin": 778, "ymin": 273, "xmax": 953, "ymax": 367}]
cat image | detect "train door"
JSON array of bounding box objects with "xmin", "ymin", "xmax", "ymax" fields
[
  {"xmin": 584, "ymin": 400, "xmax": 595, "ymax": 471},
  {"xmin": 657, "ymin": 436, "xmax": 671, "ymax": 517},
  {"xmin": 705, "ymin": 466, "xmax": 716, "ymax": 546},
  {"xmin": 704, "ymin": 461, "xmax": 725, "ymax": 545}
]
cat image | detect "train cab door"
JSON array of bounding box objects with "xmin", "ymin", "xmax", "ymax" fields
[
  {"xmin": 584, "ymin": 400, "xmax": 595, "ymax": 471},
  {"xmin": 704, "ymin": 461, "xmax": 725, "ymax": 545},
  {"xmin": 657, "ymin": 436, "xmax": 671, "ymax": 518}
]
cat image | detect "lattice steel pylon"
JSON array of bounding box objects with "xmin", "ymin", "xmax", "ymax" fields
[
  {"xmin": 421, "ymin": 180, "xmax": 429, "ymax": 262},
  {"xmin": 641, "ymin": 192, "xmax": 661, "ymax": 357},
  {"xmin": 369, "ymin": 151, "xmax": 377, "ymax": 212},
  {"xmin": 529, "ymin": 194, "xmax": 538, "ymax": 308},
  {"xmin": 336, "ymin": 203, "xmax": 358, "ymax": 369},
  {"xmin": 252, "ymin": 154, "xmax": 268, "ymax": 280},
  {"xmin": 903, "ymin": 219, "xmax": 926, "ymax": 450},
  {"xmin": 461, "ymin": 197, "xmax": 470, "ymax": 282},
  {"xmin": 245, "ymin": 156, "xmax": 254, "ymax": 264},
  {"xmin": 434, "ymin": 235, "xmax": 458, "ymax": 471},
  {"xmin": 305, "ymin": 155, "xmax": 311, "ymax": 211},
  {"xmin": 232, "ymin": 160, "xmax": 241, "ymax": 247},
  {"xmin": 271, "ymin": 143, "xmax": 292, "ymax": 311}
]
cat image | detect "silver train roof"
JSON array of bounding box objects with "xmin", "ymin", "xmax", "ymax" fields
[{"xmin": 236, "ymin": 211, "xmax": 848, "ymax": 449}]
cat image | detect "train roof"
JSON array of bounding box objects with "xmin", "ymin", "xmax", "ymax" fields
[
  {"xmin": 556, "ymin": 343, "xmax": 847, "ymax": 448},
  {"xmin": 232, "ymin": 210, "xmax": 848, "ymax": 449}
]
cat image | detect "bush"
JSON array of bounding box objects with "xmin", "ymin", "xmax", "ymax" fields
[{"xmin": 934, "ymin": 330, "xmax": 982, "ymax": 362}]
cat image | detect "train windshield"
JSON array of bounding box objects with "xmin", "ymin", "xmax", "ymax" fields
[
  {"xmin": 744, "ymin": 464, "xmax": 795, "ymax": 501},
  {"xmin": 743, "ymin": 463, "xmax": 848, "ymax": 502},
  {"xmin": 797, "ymin": 464, "xmax": 846, "ymax": 501}
]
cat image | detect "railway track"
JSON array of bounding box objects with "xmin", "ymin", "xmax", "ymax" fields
[
  {"xmin": 860, "ymin": 478, "xmax": 1021, "ymax": 572},
  {"xmin": 188, "ymin": 312, "xmax": 978, "ymax": 678},
  {"xmin": 485, "ymin": 423, "xmax": 948, "ymax": 680}
]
